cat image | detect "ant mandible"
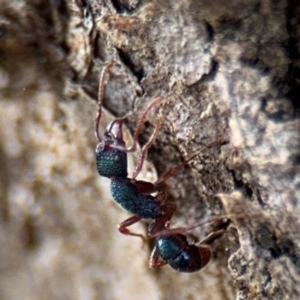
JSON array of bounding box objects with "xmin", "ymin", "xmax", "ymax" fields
[{"xmin": 95, "ymin": 62, "xmax": 182, "ymax": 239}]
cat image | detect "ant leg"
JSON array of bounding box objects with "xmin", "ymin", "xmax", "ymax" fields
[
  {"xmin": 95, "ymin": 62, "xmax": 114, "ymax": 141},
  {"xmin": 197, "ymin": 229, "xmax": 226, "ymax": 245},
  {"xmin": 118, "ymin": 215, "xmax": 146, "ymax": 241},
  {"xmin": 132, "ymin": 99, "xmax": 163, "ymax": 179},
  {"xmin": 130, "ymin": 177, "xmax": 168, "ymax": 199},
  {"xmin": 149, "ymin": 246, "xmax": 168, "ymax": 268},
  {"xmin": 153, "ymin": 165, "xmax": 181, "ymax": 189},
  {"xmin": 130, "ymin": 162, "xmax": 185, "ymax": 197},
  {"xmin": 153, "ymin": 140, "xmax": 229, "ymax": 190},
  {"xmin": 130, "ymin": 179, "xmax": 158, "ymax": 194},
  {"xmin": 148, "ymin": 203, "xmax": 176, "ymax": 238},
  {"xmin": 153, "ymin": 151, "xmax": 201, "ymax": 191},
  {"xmin": 149, "ymin": 214, "xmax": 235, "ymax": 238},
  {"xmin": 129, "ymin": 97, "xmax": 162, "ymax": 150}
]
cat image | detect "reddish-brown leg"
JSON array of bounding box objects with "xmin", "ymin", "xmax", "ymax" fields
[
  {"xmin": 149, "ymin": 215, "xmax": 234, "ymax": 238},
  {"xmin": 151, "ymin": 141, "xmax": 229, "ymax": 190},
  {"xmin": 153, "ymin": 151, "xmax": 202, "ymax": 190},
  {"xmin": 118, "ymin": 215, "xmax": 145, "ymax": 240},
  {"xmin": 130, "ymin": 162, "xmax": 187, "ymax": 195},
  {"xmin": 132, "ymin": 100, "xmax": 163, "ymax": 179},
  {"xmin": 148, "ymin": 203, "xmax": 176, "ymax": 238},
  {"xmin": 149, "ymin": 246, "xmax": 168, "ymax": 268},
  {"xmin": 131, "ymin": 179, "xmax": 158, "ymax": 194},
  {"xmin": 131, "ymin": 97, "xmax": 162, "ymax": 147},
  {"xmin": 130, "ymin": 180, "xmax": 167, "ymax": 205},
  {"xmin": 197, "ymin": 229, "xmax": 226, "ymax": 245},
  {"xmin": 153, "ymin": 165, "xmax": 183, "ymax": 190}
]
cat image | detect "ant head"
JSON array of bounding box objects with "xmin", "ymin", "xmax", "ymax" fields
[
  {"xmin": 96, "ymin": 119, "xmax": 128, "ymax": 178},
  {"xmin": 104, "ymin": 119, "xmax": 125, "ymax": 147}
]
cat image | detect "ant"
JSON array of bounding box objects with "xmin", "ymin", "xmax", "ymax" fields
[
  {"xmin": 95, "ymin": 62, "xmax": 182, "ymax": 239},
  {"xmin": 95, "ymin": 62, "xmax": 235, "ymax": 272},
  {"xmin": 148, "ymin": 212, "xmax": 229, "ymax": 273}
]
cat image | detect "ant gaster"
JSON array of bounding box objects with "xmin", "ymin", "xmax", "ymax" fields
[
  {"xmin": 95, "ymin": 62, "xmax": 180, "ymax": 239},
  {"xmin": 148, "ymin": 214, "xmax": 227, "ymax": 272}
]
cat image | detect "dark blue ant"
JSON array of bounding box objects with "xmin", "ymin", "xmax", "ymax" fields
[
  {"xmin": 95, "ymin": 63, "xmax": 231, "ymax": 272},
  {"xmin": 95, "ymin": 62, "xmax": 179, "ymax": 239},
  {"xmin": 148, "ymin": 215, "xmax": 226, "ymax": 272}
]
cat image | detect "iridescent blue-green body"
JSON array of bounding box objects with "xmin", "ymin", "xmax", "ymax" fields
[
  {"xmin": 95, "ymin": 64, "xmax": 167, "ymax": 239},
  {"xmin": 155, "ymin": 234, "xmax": 211, "ymax": 272},
  {"xmin": 111, "ymin": 177, "xmax": 163, "ymax": 219},
  {"xmin": 96, "ymin": 142, "xmax": 128, "ymax": 178},
  {"xmin": 95, "ymin": 118, "xmax": 164, "ymax": 225}
]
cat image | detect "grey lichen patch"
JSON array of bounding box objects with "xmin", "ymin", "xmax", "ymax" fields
[
  {"xmin": 219, "ymin": 192, "xmax": 300, "ymax": 300},
  {"xmin": 97, "ymin": 1, "xmax": 215, "ymax": 86}
]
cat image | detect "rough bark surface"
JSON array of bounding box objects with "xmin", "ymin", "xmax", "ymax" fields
[{"xmin": 0, "ymin": 0, "xmax": 299, "ymax": 299}]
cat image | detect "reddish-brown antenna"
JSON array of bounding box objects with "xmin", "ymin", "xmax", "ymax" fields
[{"xmin": 95, "ymin": 62, "xmax": 114, "ymax": 141}]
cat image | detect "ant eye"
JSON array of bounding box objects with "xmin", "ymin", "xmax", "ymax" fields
[
  {"xmin": 114, "ymin": 155, "xmax": 121, "ymax": 162},
  {"xmin": 104, "ymin": 132, "xmax": 114, "ymax": 140}
]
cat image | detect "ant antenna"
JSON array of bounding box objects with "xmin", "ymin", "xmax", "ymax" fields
[
  {"xmin": 149, "ymin": 213, "xmax": 239, "ymax": 238},
  {"xmin": 95, "ymin": 62, "xmax": 115, "ymax": 141}
]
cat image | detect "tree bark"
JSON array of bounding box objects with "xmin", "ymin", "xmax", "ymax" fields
[{"xmin": 0, "ymin": 0, "xmax": 299, "ymax": 299}]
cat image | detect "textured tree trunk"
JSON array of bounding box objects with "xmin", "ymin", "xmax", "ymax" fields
[{"xmin": 0, "ymin": 0, "xmax": 299, "ymax": 299}]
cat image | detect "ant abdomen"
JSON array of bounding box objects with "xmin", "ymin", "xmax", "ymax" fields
[
  {"xmin": 155, "ymin": 234, "xmax": 212, "ymax": 273},
  {"xmin": 169, "ymin": 245, "xmax": 211, "ymax": 273}
]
